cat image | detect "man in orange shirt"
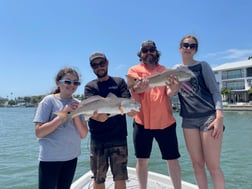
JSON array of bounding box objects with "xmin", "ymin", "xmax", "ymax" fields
[{"xmin": 127, "ymin": 40, "xmax": 182, "ymax": 189}]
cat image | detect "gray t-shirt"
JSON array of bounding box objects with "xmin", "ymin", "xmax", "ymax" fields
[
  {"xmin": 33, "ymin": 94, "xmax": 83, "ymax": 161},
  {"xmin": 176, "ymin": 61, "xmax": 223, "ymax": 118}
]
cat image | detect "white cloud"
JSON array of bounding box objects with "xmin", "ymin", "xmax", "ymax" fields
[
  {"xmin": 205, "ymin": 49, "xmax": 252, "ymax": 61},
  {"xmin": 114, "ymin": 63, "xmax": 128, "ymax": 71}
]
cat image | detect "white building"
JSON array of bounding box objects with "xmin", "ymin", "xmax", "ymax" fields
[{"xmin": 213, "ymin": 59, "xmax": 252, "ymax": 103}]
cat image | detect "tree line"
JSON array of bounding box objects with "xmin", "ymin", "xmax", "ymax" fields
[{"xmin": 0, "ymin": 94, "xmax": 85, "ymax": 106}]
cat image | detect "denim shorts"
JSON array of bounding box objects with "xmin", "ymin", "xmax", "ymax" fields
[{"xmin": 182, "ymin": 114, "xmax": 216, "ymax": 131}]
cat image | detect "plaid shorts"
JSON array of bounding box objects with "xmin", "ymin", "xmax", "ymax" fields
[{"xmin": 90, "ymin": 139, "xmax": 128, "ymax": 184}]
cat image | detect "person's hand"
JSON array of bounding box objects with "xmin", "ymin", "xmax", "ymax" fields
[
  {"xmin": 166, "ymin": 75, "xmax": 179, "ymax": 97},
  {"xmin": 91, "ymin": 111, "xmax": 109, "ymax": 122},
  {"xmin": 58, "ymin": 101, "xmax": 79, "ymax": 123},
  {"xmin": 208, "ymin": 117, "xmax": 224, "ymax": 139},
  {"xmin": 133, "ymin": 78, "xmax": 149, "ymax": 93},
  {"xmin": 62, "ymin": 101, "xmax": 79, "ymax": 113},
  {"xmin": 127, "ymin": 109, "xmax": 138, "ymax": 117},
  {"xmin": 68, "ymin": 101, "xmax": 79, "ymax": 111}
]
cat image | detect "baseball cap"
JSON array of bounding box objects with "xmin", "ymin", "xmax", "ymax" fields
[
  {"xmin": 141, "ymin": 40, "xmax": 156, "ymax": 49},
  {"xmin": 89, "ymin": 52, "xmax": 107, "ymax": 63}
]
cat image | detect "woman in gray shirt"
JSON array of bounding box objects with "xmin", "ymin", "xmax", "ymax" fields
[{"xmin": 175, "ymin": 35, "xmax": 225, "ymax": 189}]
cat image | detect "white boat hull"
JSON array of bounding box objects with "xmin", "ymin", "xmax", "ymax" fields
[{"xmin": 71, "ymin": 167, "xmax": 198, "ymax": 189}]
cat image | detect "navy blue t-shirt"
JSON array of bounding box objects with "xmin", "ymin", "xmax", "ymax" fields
[{"xmin": 84, "ymin": 76, "xmax": 131, "ymax": 143}]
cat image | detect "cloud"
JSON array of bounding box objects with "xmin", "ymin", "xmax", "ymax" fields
[
  {"xmin": 205, "ymin": 49, "xmax": 252, "ymax": 61},
  {"xmin": 114, "ymin": 63, "xmax": 128, "ymax": 71}
]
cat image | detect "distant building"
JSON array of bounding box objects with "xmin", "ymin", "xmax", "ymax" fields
[
  {"xmin": 0, "ymin": 97, "xmax": 8, "ymax": 106},
  {"xmin": 213, "ymin": 59, "xmax": 252, "ymax": 103}
]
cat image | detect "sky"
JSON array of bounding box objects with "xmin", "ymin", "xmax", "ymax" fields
[{"xmin": 1, "ymin": 0, "xmax": 252, "ymax": 99}]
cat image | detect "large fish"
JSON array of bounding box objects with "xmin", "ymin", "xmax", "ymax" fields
[
  {"xmin": 55, "ymin": 93, "xmax": 141, "ymax": 120},
  {"xmin": 127, "ymin": 67, "xmax": 195, "ymax": 89}
]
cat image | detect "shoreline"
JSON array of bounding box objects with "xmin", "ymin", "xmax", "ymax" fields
[
  {"xmin": 172, "ymin": 103, "xmax": 252, "ymax": 112},
  {"xmin": 223, "ymin": 104, "xmax": 252, "ymax": 111},
  {"xmin": 2, "ymin": 104, "xmax": 252, "ymax": 111}
]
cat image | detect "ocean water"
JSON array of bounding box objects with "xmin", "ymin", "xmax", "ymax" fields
[{"xmin": 0, "ymin": 107, "xmax": 252, "ymax": 189}]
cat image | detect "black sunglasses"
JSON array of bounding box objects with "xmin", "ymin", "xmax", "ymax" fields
[
  {"xmin": 59, "ymin": 80, "xmax": 81, "ymax": 86},
  {"xmin": 182, "ymin": 43, "xmax": 198, "ymax": 50},
  {"xmin": 142, "ymin": 47, "xmax": 156, "ymax": 53},
  {"xmin": 91, "ymin": 61, "xmax": 106, "ymax": 69}
]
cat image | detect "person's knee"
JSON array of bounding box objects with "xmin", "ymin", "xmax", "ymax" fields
[
  {"xmin": 192, "ymin": 160, "xmax": 205, "ymax": 170},
  {"xmin": 206, "ymin": 164, "xmax": 221, "ymax": 174},
  {"xmin": 137, "ymin": 158, "xmax": 149, "ymax": 166}
]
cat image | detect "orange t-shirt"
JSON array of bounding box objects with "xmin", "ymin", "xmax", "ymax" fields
[{"xmin": 127, "ymin": 62, "xmax": 175, "ymax": 130}]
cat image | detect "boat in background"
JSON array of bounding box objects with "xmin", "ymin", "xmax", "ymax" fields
[{"xmin": 71, "ymin": 167, "xmax": 198, "ymax": 189}]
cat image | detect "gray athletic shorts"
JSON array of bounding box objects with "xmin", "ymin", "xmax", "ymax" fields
[{"xmin": 182, "ymin": 114, "xmax": 216, "ymax": 132}]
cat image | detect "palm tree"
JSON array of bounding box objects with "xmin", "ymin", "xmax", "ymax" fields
[
  {"xmin": 248, "ymin": 86, "xmax": 252, "ymax": 101},
  {"xmin": 221, "ymin": 88, "xmax": 231, "ymax": 103}
]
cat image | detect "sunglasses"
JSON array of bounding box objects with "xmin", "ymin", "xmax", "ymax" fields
[
  {"xmin": 142, "ymin": 47, "xmax": 156, "ymax": 53},
  {"xmin": 59, "ymin": 80, "xmax": 81, "ymax": 86},
  {"xmin": 91, "ymin": 61, "xmax": 107, "ymax": 69},
  {"xmin": 182, "ymin": 43, "xmax": 198, "ymax": 50}
]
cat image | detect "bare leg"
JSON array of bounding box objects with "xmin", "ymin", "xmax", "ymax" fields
[
  {"xmin": 167, "ymin": 159, "xmax": 181, "ymax": 189},
  {"xmin": 114, "ymin": 180, "xmax": 126, "ymax": 189},
  {"xmin": 93, "ymin": 182, "xmax": 105, "ymax": 189},
  {"xmin": 183, "ymin": 128, "xmax": 208, "ymax": 189},
  {"xmin": 192, "ymin": 159, "xmax": 208, "ymax": 189},
  {"xmin": 203, "ymin": 130, "xmax": 225, "ymax": 189},
  {"xmin": 136, "ymin": 158, "xmax": 149, "ymax": 189}
]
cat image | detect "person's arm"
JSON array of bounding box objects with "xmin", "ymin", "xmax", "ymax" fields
[
  {"xmin": 119, "ymin": 78, "xmax": 131, "ymax": 98},
  {"xmin": 202, "ymin": 62, "xmax": 224, "ymax": 138},
  {"xmin": 35, "ymin": 117, "xmax": 64, "ymax": 138},
  {"xmin": 84, "ymin": 82, "xmax": 98, "ymax": 99},
  {"xmin": 35, "ymin": 104, "xmax": 72, "ymax": 138},
  {"xmin": 202, "ymin": 61, "xmax": 223, "ymax": 110},
  {"xmin": 73, "ymin": 116, "xmax": 88, "ymax": 139},
  {"xmin": 166, "ymin": 75, "xmax": 179, "ymax": 97},
  {"xmin": 117, "ymin": 78, "xmax": 138, "ymax": 117}
]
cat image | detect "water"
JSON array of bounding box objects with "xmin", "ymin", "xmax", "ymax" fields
[{"xmin": 0, "ymin": 108, "xmax": 252, "ymax": 189}]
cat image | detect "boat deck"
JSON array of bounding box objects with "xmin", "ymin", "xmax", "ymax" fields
[{"xmin": 71, "ymin": 167, "xmax": 198, "ymax": 189}]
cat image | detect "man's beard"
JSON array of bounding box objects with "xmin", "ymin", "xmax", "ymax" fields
[
  {"xmin": 142, "ymin": 55, "xmax": 158, "ymax": 64},
  {"xmin": 95, "ymin": 70, "xmax": 108, "ymax": 78}
]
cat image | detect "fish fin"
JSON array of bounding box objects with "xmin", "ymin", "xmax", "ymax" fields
[
  {"xmin": 54, "ymin": 111, "xmax": 70, "ymax": 120},
  {"xmin": 119, "ymin": 106, "xmax": 124, "ymax": 114},
  {"xmin": 146, "ymin": 69, "xmax": 170, "ymax": 79},
  {"xmin": 80, "ymin": 96, "xmax": 105, "ymax": 106},
  {"xmin": 157, "ymin": 69, "xmax": 171, "ymax": 75},
  {"xmin": 106, "ymin": 93, "xmax": 118, "ymax": 99},
  {"xmin": 150, "ymin": 70, "xmax": 164, "ymax": 76}
]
